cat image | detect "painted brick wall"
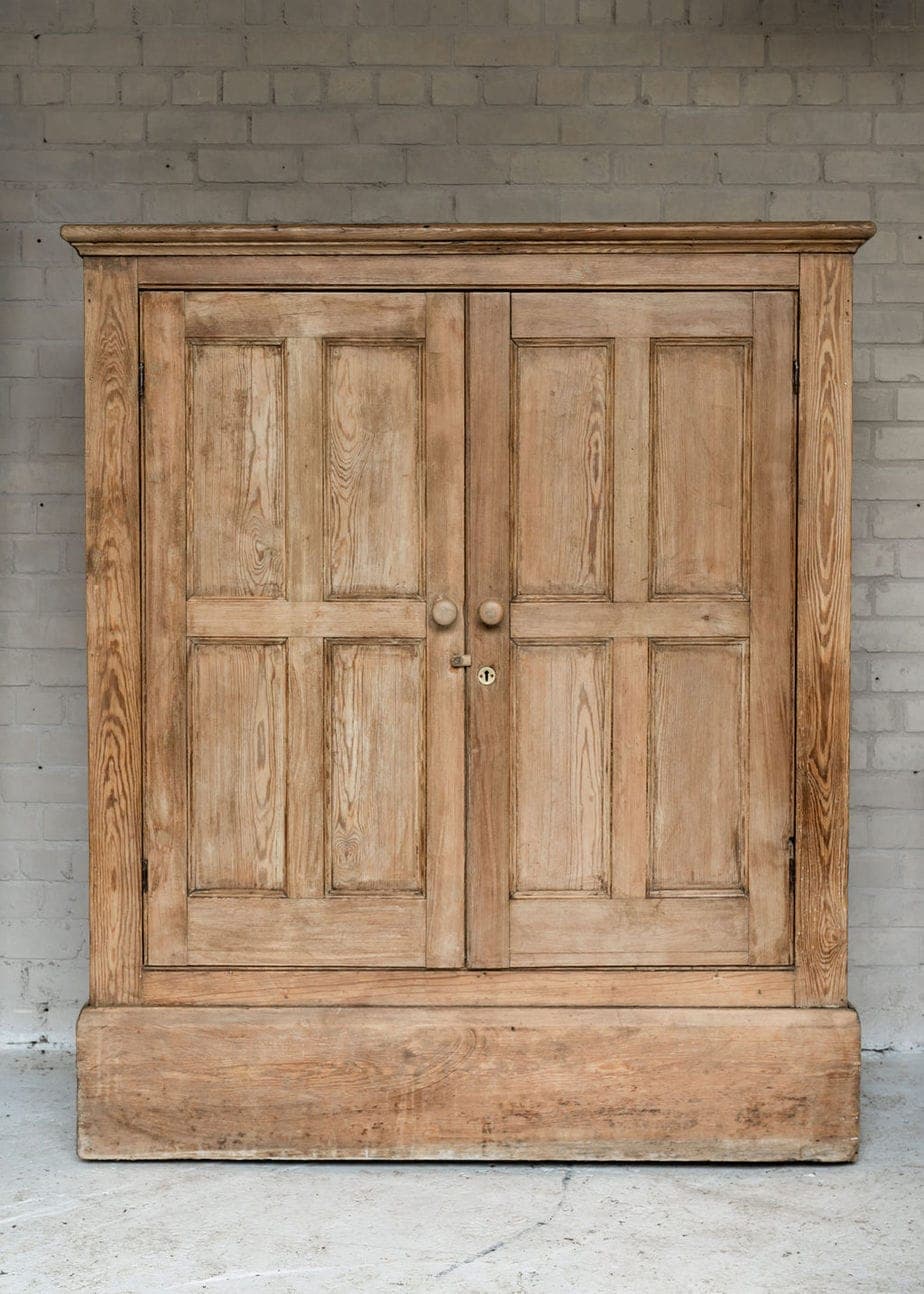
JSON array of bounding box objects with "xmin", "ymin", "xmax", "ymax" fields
[{"xmin": 1, "ymin": 0, "xmax": 922, "ymax": 1051}]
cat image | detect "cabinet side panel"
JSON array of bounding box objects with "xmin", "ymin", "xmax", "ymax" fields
[
  {"xmin": 795, "ymin": 255, "xmax": 853, "ymax": 1007},
  {"xmin": 85, "ymin": 257, "xmax": 142, "ymax": 1004}
]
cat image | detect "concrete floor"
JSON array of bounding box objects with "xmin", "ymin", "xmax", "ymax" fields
[{"xmin": 1, "ymin": 1052, "xmax": 922, "ymax": 1294}]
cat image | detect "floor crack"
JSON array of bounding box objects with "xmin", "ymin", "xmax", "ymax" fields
[{"xmin": 435, "ymin": 1167, "xmax": 574, "ymax": 1281}]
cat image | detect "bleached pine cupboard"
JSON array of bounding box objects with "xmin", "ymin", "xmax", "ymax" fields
[{"xmin": 64, "ymin": 221, "xmax": 872, "ymax": 1161}]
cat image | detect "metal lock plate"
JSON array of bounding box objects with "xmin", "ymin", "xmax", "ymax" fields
[{"xmin": 477, "ymin": 665, "xmax": 496, "ymax": 686}]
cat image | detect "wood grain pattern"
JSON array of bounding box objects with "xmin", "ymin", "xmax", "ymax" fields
[
  {"xmin": 325, "ymin": 342, "xmax": 422, "ymax": 598},
  {"xmin": 84, "ymin": 257, "xmax": 143, "ymax": 1004},
  {"xmin": 141, "ymin": 292, "xmax": 188, "ymax": 965},
  {"xmin": 187, "ymin": 597, "xmax": 425, "ymax": 638},
  {"xmin": 327, "ymin": 642, "xmax": 424, "ymax": 894},
  {"xmin": 285, "ymin": 637, "xmax": 324, "ymax": 898},
  {"xmin": 72, "ymin": 224, "xmax": 868, "ymax": 1164},
  {"xmin": 63, "ymin": 220, "xmax": 874, "ymax": 253},
  {"xmin": 77, "ymin": 1004, "xmax": 860, "ymax": 1161},
  {"xmin": 466, "ymin": 292, "xmax": 512, "ymax": 968},
  {"xmin": 510, "ymin": 599, "xmax": 749, "ymax": 639},
  {"xmin": 651, "ymin": 341, "xmax": 751, "ymax": 597},
  {"xmin": 749, "ymin": 293, "xmax": 796, "ymax": 964},
  {"xmin": 140, "ymin": 967, "xmax": 797, "ymax": 1008},
  {"xmin": 513, "ymin": 291, "xmax": 752, "ymax": 339},
  {"xmin": 423, "ymin": 294, "xmax": 466, "ymax": 968},
  {"xmin": 611, "ymin": 638, "xmax": 649, "ymax": 898},
  {"xmin": 186, "ymin": 895, "xmax": 425, "ymax": 966},
  {"xmin": 510, "ymin": 895, "xmax": 748, "ymax": 966},
  {"xmin": 138, "ymin": 252, "xmax": 802, "ymax": 291},
  {"xmin": 189, "ymin": 642, "xmax": 286, "ymax": 892},
  {"xmin": 611, "ymin": 339, "xmax": 650, "ymax": 601},
  {"xmin": 285, "ymin": 337, "xmax": 323, "ymax": 602},
  {"xmin": 513, "ymin": 643, "xmax": 611, "ymax": 895},
  {"xmin": 185, "ymin": 290, "xmax": 426, "ymax": 339},
  {"xmin": 190, "ymin": 598, "xmax": 743, "ymax": 640},
  {"xmin": 795, "ymin": 255, "xmax": 853, "ymax": 1007},
  {"xmin": 649, "ymin": 642, "xmax": 747, "ymax": 895},
  {"xmin": 504, "ymin": 291, "xmax": 794, "ymax": 968},
  {"xmin": 147, "ymin": 290, "xmax": 461, "ymax": 968},
  {"xmin": 188, "ymin": 342, "xmax": 284, "ymax": 598},
  {"xmin": 514, "ymin": 344, "xmax": 611, "ymax": 597}
]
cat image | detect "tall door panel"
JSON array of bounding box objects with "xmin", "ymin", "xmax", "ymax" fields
[
  {"xmin": 468, "ymin": 291, "xmax": 795, "ymax": 968},
  {"xmin": 142, "ymin": 291, "xmax": 465, "ymax": 968}
]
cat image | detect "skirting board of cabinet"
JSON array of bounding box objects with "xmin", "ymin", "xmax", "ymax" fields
[{"xmin": 76, "ymin": 1005, "xmax": 859, "ymax": 1162}]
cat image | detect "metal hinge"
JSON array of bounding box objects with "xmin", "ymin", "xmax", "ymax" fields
[
  {"xmin": 792, "ymin": 359, "xmax": 800, "ymax": 393},
  {"xmin": 787, "ymin": 837, "xmax": 796, "ymax": 890},
  {"xmin": 138, "ymin": 360, "xmax": 145, "ymax": 400},
  {"xmin": 141, "ymin": 858, "xmax": 148, "ymax": 895}
]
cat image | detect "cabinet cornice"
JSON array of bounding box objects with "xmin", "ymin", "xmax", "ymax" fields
[{"xmin": 61, "ymin": 220, "xmax": 876, "ymax": 257}]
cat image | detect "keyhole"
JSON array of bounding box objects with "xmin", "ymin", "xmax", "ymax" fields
[{"xmin": 477, "ymin": 665, "xmax": 496, "ymax": 686}]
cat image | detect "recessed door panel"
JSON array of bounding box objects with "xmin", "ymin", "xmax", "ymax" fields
[
  {"xmin": 651, "ymin": 340, "xmax": 751, "ymax": 598},
  {"xmin": 327, "ymin": 641, "xmax": 425, "ymax": 895},
  {"xmin": 326, "ymin": 342, "xmax": 423, "ymax": 599},
  {"xmin": 187, "ymin": 341, "xmax": 285, "ymax": 599},
  {"xmin": 513, "ymin": 642, "xmax": 611, "ymax": 896},
  {"xmin": 649, "ymin": 640, "xmax": 747, "ymax": 895},
  {"xmin": 188, "ymin": 641, "xmax": 286, "ymax": 893},
  {"xmin": 513, "ymin": 343, "xmax": 612, "ymax": 599}
]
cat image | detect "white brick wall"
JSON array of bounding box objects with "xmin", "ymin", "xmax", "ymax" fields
[{"xmin": 1, "ymin": 0, "xmax": 922, "ymax": 1052}]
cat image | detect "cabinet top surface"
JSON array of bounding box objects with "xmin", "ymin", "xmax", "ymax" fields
[{"xmin": 61, "ymin": 220, "xmax": 875, "ymax": 257}]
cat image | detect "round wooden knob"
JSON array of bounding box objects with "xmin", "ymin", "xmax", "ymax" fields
[
  {"xmin": 478, "ymin": 599, "xmax": 504, "ymax": 627},
  {"xmin": 431, "ymin": 597, "xmax": 458, "ymax": 627}
]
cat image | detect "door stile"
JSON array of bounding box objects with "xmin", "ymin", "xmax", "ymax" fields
[
  {"xmin": 141, "ymin": 291, "xmax": 189, "ymax": 966},
  {"xmin": 748, "ymin": 291, "xmax": 797, "ymax": 964},
  {"xmin": 466, "ymin": 293, "xmax": 512, "ymax": 968},
  {"xmin": 610, "ymin": 337, "xmax": 650, "ymax": 901},
  {"xmin": 284, "ymin": 335, "xmax": 324, "ymax": 899},
  {"xmin": 424, "ymin": 293, "xmax": 467, "ymax": 967}
]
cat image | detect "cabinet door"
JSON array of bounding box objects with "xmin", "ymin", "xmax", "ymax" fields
[
  {"xmin": 142, "ymin": 291, "xmax": 465, "ymax": 968},
  {"xmin": 468, "ymin": 291, "xmax": 795, "ymax": 968}
]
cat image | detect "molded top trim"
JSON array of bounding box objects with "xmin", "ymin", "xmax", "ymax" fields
[{"xmin": 61, "ymin": 221, "xmax": 876, "ymax": 257}]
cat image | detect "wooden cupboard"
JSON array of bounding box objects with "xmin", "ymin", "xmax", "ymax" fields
[{"xmin": 64, "ymin": 221, "xmax": 872, "ymax": 1161}]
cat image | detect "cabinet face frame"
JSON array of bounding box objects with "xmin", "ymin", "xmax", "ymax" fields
[{"xmin": 71, "ymin": 223, "xmax": 871, "ymax": 1010}]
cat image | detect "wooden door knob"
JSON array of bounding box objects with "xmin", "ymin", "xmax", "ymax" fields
[
  {"xmin": 431, "ymin": 597, "xmax": 458, "ymax": 627},
  {"xmin": 478, "ymin": 599, "xmax": 504, "ymax": 626}
]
